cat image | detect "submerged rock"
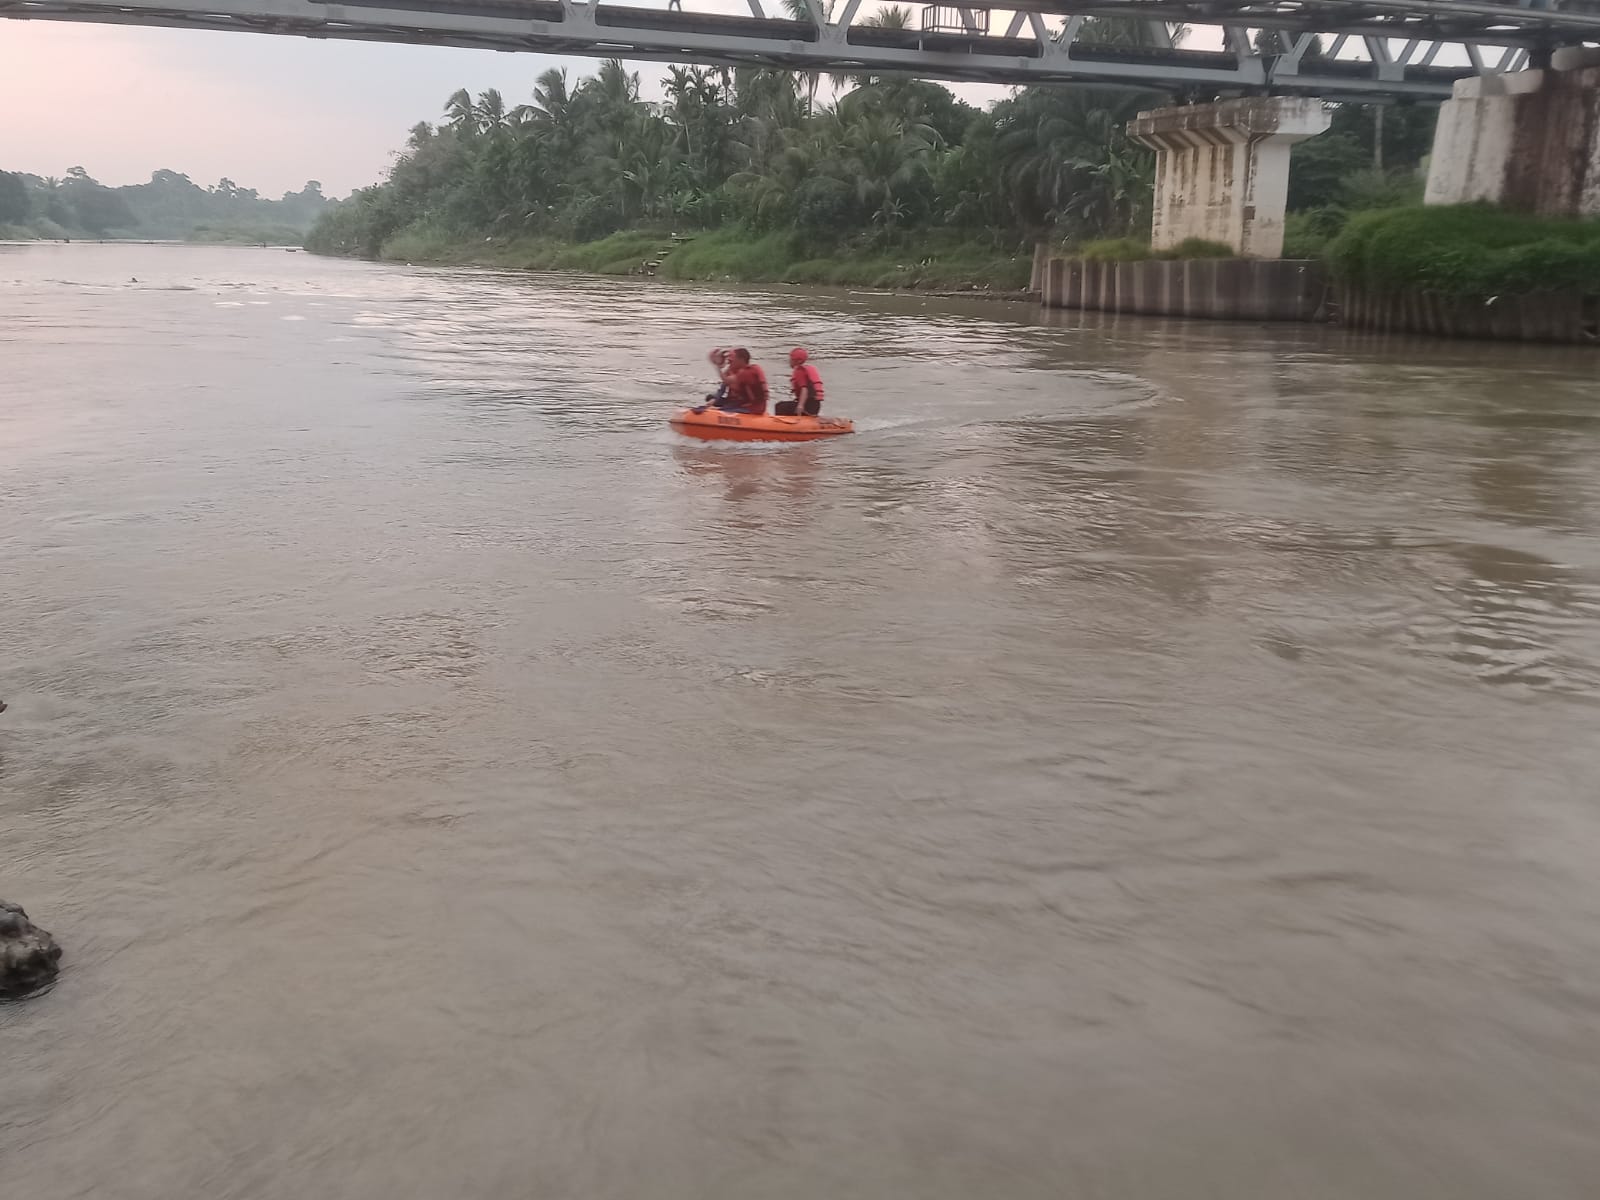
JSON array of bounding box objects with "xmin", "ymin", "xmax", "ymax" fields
[{"xmin": 0, "ymin": 901, "xmax": 63, "ymax": 1000}]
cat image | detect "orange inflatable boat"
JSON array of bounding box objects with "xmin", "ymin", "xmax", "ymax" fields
[{"xmin": 669, "ymin": 407, "xmax": 855, "ymax": 443}]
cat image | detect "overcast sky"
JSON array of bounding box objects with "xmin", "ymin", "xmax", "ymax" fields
[{"xmin": 1, "ymin": 14, "xmax": 1014, "ymax": 199}]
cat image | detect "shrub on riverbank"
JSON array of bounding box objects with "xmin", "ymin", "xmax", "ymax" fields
[
  {"xmin": 1075, "ymin": 236, "xmax": 1234, "ymax": 262},
  {"xmin": 653, "ymin": 229, "xmax": 797, "ymax": 281},
  {"xmin": 337, "ymin": 221, "xmax": 1032, "ymax": 292},
  {"xmin": 1078, "ymin": 237, "xmax": 1152, "ymax": 262},
  {"xmin": 659, "ymin": 229, "xmax": 1029, "ymax": 289},
  {"xmin": 188, "ymin": 223, "xmax": 307, "ymax": 246},
  {"xmin": 0, "ymin": 217, "xmax": 72, "ymax": 241},
  {"xmin": 1328, "ymin": 204, "xmax": 1600, "ymax": 296},
  {"xmin": 1282, "ymin": 208, "xmax": 1344, "ymax": 260},
  {"xmin": 379, "ymin": 225, "xmax": 673, "ymax": 275}
]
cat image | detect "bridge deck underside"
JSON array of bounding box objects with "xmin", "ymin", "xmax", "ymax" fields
[{"xmin": 4, "ymin": 0, "xmax": 1598, "ymax": 98}]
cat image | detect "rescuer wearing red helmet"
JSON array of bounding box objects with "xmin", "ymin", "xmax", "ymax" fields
[{"xmin": 777, "ymin": 347, "xmax": 825, "ymax": 417}]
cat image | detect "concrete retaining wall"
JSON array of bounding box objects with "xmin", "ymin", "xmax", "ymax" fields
[
  {"xmin": 1338, "ymin": 288, "xmax": 1598, "ymax": 343},
  {"xmin": 1041, "ymin": 257, "xmax": 1326, "ymax": 321},
  {"xmin": 1028, "ymin": 241, "xmax": 1050, "ymax": 295},
  {"xmin": 1039, "ymin": 255, "xmax": 1598, "ymax": 344}
]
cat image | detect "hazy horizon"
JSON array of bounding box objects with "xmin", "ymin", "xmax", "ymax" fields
[
  {"xmin": 2, "ymin": 23, "xmax": 626, "ymax": 199},
  {"xmin": 3, "ymin": 16, "xmax": 1005, "ymax": 201}
]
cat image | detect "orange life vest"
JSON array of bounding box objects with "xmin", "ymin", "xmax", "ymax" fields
[{"xmin": 790, "ymin": 363, "xmax": 825, "ymax": 405}]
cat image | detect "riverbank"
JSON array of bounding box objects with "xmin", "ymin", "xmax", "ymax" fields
[
  {"xmin": 0, "ymin": 223, "xmax": 307, "ymax": 246},
  {"xmin": 0, "ymin": 220, "xmax": 73, "ymax": 240},
  {"xmin": 327, "ymin": 225, "xmax": 1034, "ymax": 294},
  {"xmin": 1039, "ymin": 206, "xmax": 1600, "ymax": 344}
]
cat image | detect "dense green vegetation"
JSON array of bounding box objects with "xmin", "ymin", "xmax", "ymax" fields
[
  {"xmin": 1076, "ymin": 235, "xmax": 1235, "ymax": 262},
  {"xmin": 1328, "ymin": 204, "xmax": 1600, "ymax": 297},
  {"xmin": 0, "ymin": 166, "xmax": 329, "ymax": 241},
  {"xmin": 306, "ymin": 13, "xmax": 1173, "ymax": 286},
  {"xmin": 1281, "ymin": 102, "xmax": 1437, "ymax": 259},
  {"xmin": 306, "ymin": 18, "xmax": 1445, "ymax": 288},
  {"xmin": 374, "ymin": 223, "xmax": 1034, "ymax": 288}
]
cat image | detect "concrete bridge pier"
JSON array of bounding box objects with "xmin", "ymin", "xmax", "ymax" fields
[
  {"xmin": 1129, "ymin": 97, "xmax": 1330, "ymax": 259},
  {"xmin": 1425, "ymin": 49, "xmax": 1600, "ymax": 216}
]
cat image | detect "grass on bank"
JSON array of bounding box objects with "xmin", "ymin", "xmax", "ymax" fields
[
  {"xmin": 1327, "ymin": 203, "xmax": 1600, "ymax": 297},
  {"xmin": 378, "ymin": 225, "xmax": 671, "ymax": 274},
  {"xmin": 188, "ymin": 223, "xmax": 310, "ymax": 246},
  {"xmin": 657, "ymin": 228, "xmax": 1031, "ymax": 290},
  {"xmin": 0, "ymin": 218, "xmax": 73, "ymax": 240},
  {"xmin": 1073, "ymin": 236, "xmax": 1234, "ymax": 262},
  {"xmin": 1284, "ymin": 167, "xmax": 1428, "ymax": 260},
  {"xmin": 1283, "ymin": 209, "xmax": 1343, "ymax": 260},
  {"xmin": 1, "ymin": 219, "xmax": 311, "ymax": 245},
  {"xmin": 371, "ymin": 222, "xmax": 1033, "ymax": 291}
]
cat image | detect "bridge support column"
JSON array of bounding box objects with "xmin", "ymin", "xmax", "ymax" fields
[
  {"xmin": 1129, "ymin": 98, "xmax": 1330, "ymax": 259},
  {"xmin": 1425, "ymin": 50, "xmax": 1600, "ymax": 217}
]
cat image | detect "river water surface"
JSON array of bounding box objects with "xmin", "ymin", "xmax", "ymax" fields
[{"xmin": 5, "ymin": 243, "xmax": 1600, "ymax": 1199}]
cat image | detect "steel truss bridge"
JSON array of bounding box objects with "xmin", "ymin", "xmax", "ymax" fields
[{"xmin": 4, "ymin": 0, "xmax": 1600, "ymax": 98}]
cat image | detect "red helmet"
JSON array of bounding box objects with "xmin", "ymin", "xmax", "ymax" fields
[{"xmin": 789, "ymin": 347, "xmax": 809, "ymax": 366}]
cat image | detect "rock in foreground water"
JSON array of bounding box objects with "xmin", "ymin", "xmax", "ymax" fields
[{"xmin": 0, "ymin": 901, "xmax": 63, "ymax": 999}]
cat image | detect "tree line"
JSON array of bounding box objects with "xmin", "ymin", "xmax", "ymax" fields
[
  {"xmin": 306, "ymin": 11, "xmax": 1441, "ymax": 265},
  {"xmin": 0, "ymin": 167, "xmax": 331, "ymax": 242},
  {"xmin": 307, "ymin": 11, "xmax": 1176, "ymax": 258}
]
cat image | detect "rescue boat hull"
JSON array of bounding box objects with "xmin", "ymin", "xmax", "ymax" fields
[{"xmin": 669, "ymin": 407, "xmax": 855, "ymax": 442}]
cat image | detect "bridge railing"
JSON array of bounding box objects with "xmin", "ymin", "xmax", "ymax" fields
[
  {"xmin": 6, "ymin": 0, "xmax": 1595, "ymax": 96},
  {"xmin": 919, "ymin": 5, "xmax": 993, "ymax": 35}
]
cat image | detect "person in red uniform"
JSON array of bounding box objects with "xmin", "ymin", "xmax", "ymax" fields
[
  {"xmin": 777, "ymin": 347, "xmax": 825, "ymax": 416},
  {"xmin": 724, "ymin": 347, "xmax": 769, "ymax": 415}
]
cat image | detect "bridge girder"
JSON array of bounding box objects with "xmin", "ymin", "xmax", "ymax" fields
[{"xmin": 3, "ymin": 0, "xmax": 1597, "ymax": 98}]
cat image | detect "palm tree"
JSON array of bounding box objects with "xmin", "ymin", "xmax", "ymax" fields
[
  {"xmin": 867, "ymin": 3, "xmax": 912, "ymax": 28},
  {"xmin": 475, "ymin": 88, "xmax": 506, "ymax": 133},
  {"xmin": 780, "ymin": 0, "xmax": 835, "ymax": 114},
  {"xmin": 308, "ymin": 54, "xmax": 1180, "ymax": 263},
  {"xmin": 618, "ymin": 115, "xmax": 681, "ymax": 221},
  {"xmin": 935, "ymin": 133, "xmax": 1008, "ymax": 233},
  {"xmin": 664, "ymin": 66, "xmax": 732, "ymax": 194},
  {"xmin": 994, "ymin": 86, "xmax": 1156, "ymax": 236},
  {"xmin": 589, "ymin": 58, "xmax": 640, "ymax": 110},
  {"xmin": 728, "ymin": 111, "xmax": 840, "ymax": 228},
  {"xmin": 1075, "ymin": 16, "xmax": 1185, "ymax": 49},
  {"xmin": 443, "ymin": 88, "xmax": 477, "ymax": 135},
  {"xmin": 528, "ymin": 68, "xmax": 571, "ymax": 127},
  {"xmin": 834, "ymin": 5, "xmax": 917, "ymax": 93},
  {"xmin": 734, "ymin": 67, "xmax": 802, "ymax": 128},
  {"xmin": 841, "ymin": 111, "xmax": 935, "ymax": 235}
]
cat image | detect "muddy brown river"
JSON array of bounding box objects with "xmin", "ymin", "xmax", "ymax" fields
[{"xmin": 5, "ymin": 243, "xmax": 1600, "ymax": 1199}]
